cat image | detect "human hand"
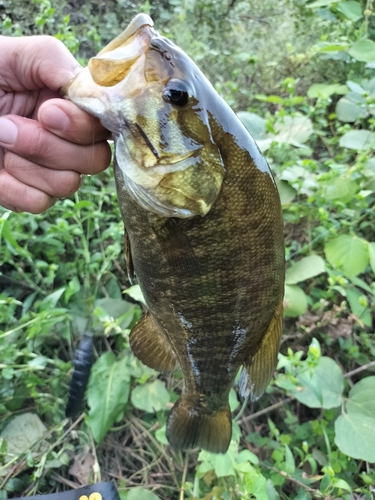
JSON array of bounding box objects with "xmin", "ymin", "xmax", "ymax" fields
[{"xmin": 0, "ymin": 35, "xmax": 112, "ymax": 213}]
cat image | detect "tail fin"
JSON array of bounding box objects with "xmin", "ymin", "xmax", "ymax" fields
[{"xmin": 166, "ymin": 396, "xmax": 232, "ymax": 454}]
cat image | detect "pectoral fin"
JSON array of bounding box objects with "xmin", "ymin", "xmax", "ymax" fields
[
  {"xmin": 130, "ymin": 313, "xmax": 179, "ymax": 373},
  {"xmin": 154, "ymin": 218, "xmax": 200, "ymax": 277},
  {"xmin": 239, "ymin": 301, "xmax": 283, "ymax": 401}
]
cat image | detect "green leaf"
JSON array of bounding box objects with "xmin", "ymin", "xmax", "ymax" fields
[
  {"xmin": 237, "ymin": 111, "xmax": 267, "ymax": 140},
  {"xmin": 0, "ymin": 413, "xmax": 47, "ymax": 458},
  {"xmin": 275, "ymin": 179, "xmax": 296, "ymax": 205},
  {"xmin": 229, "ymin": 388, "xmax": 240, "ymax": 412},
  {"xmin": 284, "ymin": 445, "xmax": 295, "ymax": 474},
  {"xmin": 283, "ymin": 284, "xmax": 308, "ymax": 317},
  {"xmin": 124, "ymin": 285, "xmax": 146, "ymax": 305},
  {"xmin": 348, "ymin": 39, "xmax": 375, "ymax": 62},
  {"xmin": 307, "ymin": 83, "xmax": 347, "ymax": 99},
  {"xmin": 155, "ymin": 424, "xmax": 169, "ymax": 445},
  {"xmin": 335, "ymin": 413, "xmax": 375, "ymax": 462},
  {"xmin": 274, "ymin": 116, "xmax": 314, "ymax": 146},
  {"xmin": 339, "ymin": 130, "xmax": 375, "ymax": 150},
  {"xmin": 320, "ymin": 177, "xmax": 358, "ymax": 203},
  {"xmin": 306, "ymin": 0, "xmax": 336, "ymax": 7},
  {"xmin": 74, "ymin": 200, "xmax": 95, "ymax": 210},
  {"xmin": 0, "ymin": 219, "xmax": 30, "ymax": 257},
  {"xmin": 198, "ymin": 441, "xmax": 243, "ymax": 478},
  {"xmin": 336, "ymin": 92, "xmax": 367, "ymax": 122},
  {"xmin": 290, "ymin": 357, "xmax": 343, "ymax": 409},
  {"xmin": 336, "ymin": 1, "xmax": 362, "ymax": 21},
  {"xmin": 286, "ymin": 255, "xmax": 325, "ymax": 284},
  {"xmin": 324, "ymin": 235, "xmax": 369, "ymax": 277},
  {"xmin": 127, "ymin": 489, "xmax": 161, "ymax": 500},
  {"xmin": 40, "ymin": 288, "xmax": 66, "ymax": 310},
  {"xmin": 346, "ymin": 287, "xmax": 372, "ymax": 327},
  {"xmin": 368, "ymin": 242, "xmax": 375, "ymax": 273},
  {"xmin": 346, "ymin": 376, "xmax": 375, "ymax": 417},
  {"xmin": 88, "ymin": 352, "xmax": 131, "ymax": 443},
  {"xmin": 131, "ymin": 379, "xmax": 170, "ymax": 413}
]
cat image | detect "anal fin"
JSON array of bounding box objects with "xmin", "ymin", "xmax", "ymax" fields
[
  {"xmin": 239, "ymin": 300, "xmax": 283, "ymax": 401},
  {"xmin": 130, "ymin": 313, "xmax": 179, "ymax": 373}
]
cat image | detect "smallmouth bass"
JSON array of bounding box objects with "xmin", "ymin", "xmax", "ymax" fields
[{"xmin": 63, "ymin": 14, "xmax": 285, "ymax": 454}]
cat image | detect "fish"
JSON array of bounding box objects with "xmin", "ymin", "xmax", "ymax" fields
[{"xmin": 63, "ymin": 13, "xmax": 285, "ymax": 454}]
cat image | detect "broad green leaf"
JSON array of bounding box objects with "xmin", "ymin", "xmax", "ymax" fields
[
  {"xmin": 346, "ymin": 81, "xmax": 365, "ymax": 93},
  {"xmin": 274, "ymin": 116, "xmax": 314, "ymax": 146},
  {"xmin": 283, "ymin": 284, "xmax": 307, "ymax": 317},
  {"xmin": 346, "ymin": 287, "xmax": 372, "ymax": 327},
  {"xmin": 237, "ymin": 111, "xmax": 267, "ymax": 140},
  {"xmin": 306, "ymin": 0, "xmax": 335, "ymax": 6},
  {"xmin": 0, "ymin": 219, "xmax": 28, "ymax": 256},
  {"xmin": 307, "ymin": 83, "xmax": 347, "ymax": 99},
  {"xmin": 95, "ymin": 297, "xmax": 134, "ymax": 320},
  {"xmin": 284, "ymin": 445, "xmax": 295, "ymax": 474},
  {"xmin": 332, "ymin": 479, "xmax": 352, "ymax": 493},
  {"xmin": 320, "ymin": 177, "xmax": 358, "ymax": 203},
  {"xmin": 40, "ymin": 288, "xmax": 66, "ymax": 310},
  {"xmin": 0, "ymin": 413, "xmax": 47, "ymax": 459},
  {"xmin": 155, "ymin": 424, "xmax": 169, "ymax": 445},
  {"xmin": 336, "ymin": 92, "xmax": 367, "ymax": 122},
  {"xmin": 94, "ymin": 297, "xmax": 136, "ymax": 330},
  {"xmin": 336, "ymin": 1, "xmax": 362, "ymax": 21},
  {"xmin": 275, "ymin": 179, "xmax": 296, "ymax": 205},
  {"xmin": 335, "ymin": 413, "xmax": 375, "ymax": 462},
  {"xmin": 198, "ymin": 441, "xmax": 250, "ymax": 478},
  {"xmin": 368, "ymin": 242, "xmax": 375, "ymax": 273},
  {"xmin": 317, "ymin": 43, "xmax": 349, "ymax": 52},
  {"xmin": 229, "ymin": 388, "xmax": 240, "ymax": 412},
  {"xmin": 88, "ymin": 352, "xmax": 131, "ymax": 443},
  {"xmin": 74, "ymin": 200, "xmax": 95, "ymax": 210},
  {"xmin": 346, "ymin": 376, "xmax": 375, "ymax": 417},
  {"xmin": 64, "ymin": 276, "xmax": 81, "ymax": 303},
  {"xmin": 324, "ymin": 235, "xmax": 369, "ymax": 277},
  {"xmin": 286, "ymin": 255, "xmax": 325, "ymax": 284},
  {"xmin": 290, "ymin": 357, "xmax": 343, "ymax": 409},
  {"xmin": 131, "ymin": 379, "xmax": 170, "ymax": 413},
  {"xmin": 348, "ymin": 39, "xmax": 375, "ymax": 62},
  {"xmin": 339, "ymin": 130, "xmax": 375, "ymax": 150},
  {"xmin": 124, "ymin": 285, "xmax": 146, "ymax": 305},
  {"xmin": 127, "ymin": 489, "xmax": 161, "ymax": 500}
]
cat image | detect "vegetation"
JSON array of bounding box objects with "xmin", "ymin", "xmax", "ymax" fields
[{"xmin": 1, "ymin": 0, "xmax": 375, "ymax": 498}]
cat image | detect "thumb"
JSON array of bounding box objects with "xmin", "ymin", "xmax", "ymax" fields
[{"xmin": 0, "ymin": 35, "xmax": 82, "ymax": 92}]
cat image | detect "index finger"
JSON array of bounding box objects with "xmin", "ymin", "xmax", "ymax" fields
[{"xmin": 38, "ymin": 99, "xmax": 111, "ymax": 144}]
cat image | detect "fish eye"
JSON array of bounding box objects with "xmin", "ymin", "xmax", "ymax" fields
[{"xmin": 163, "ymin": 79, "xmax": 189, "ymax": 107}]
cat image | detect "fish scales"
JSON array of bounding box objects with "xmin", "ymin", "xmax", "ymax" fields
[{"xmin": 63, "ymin": 13, "xmax": 285, "ymax": 454}]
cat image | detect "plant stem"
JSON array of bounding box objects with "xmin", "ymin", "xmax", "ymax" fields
[
  {"xmin": 239, "ymin": 397, "xmax": 293, "ymax": 424},
  {"xmin": 179, "ymin": 453, "xmax": 189, "ymax": 500},
  {"xmin": 344, "ymin": 360, "xmax": 375, "ymax": 378}
]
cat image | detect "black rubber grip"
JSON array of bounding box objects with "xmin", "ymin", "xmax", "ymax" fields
[{"xmin": 11, "ymin": 482, "xmax": 120, "ymax": 500}]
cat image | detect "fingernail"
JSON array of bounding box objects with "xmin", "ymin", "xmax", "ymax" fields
[
  {"xmin": 39, "ymin": 104, "xmax": 70, "ymax": 132},
  {"xmin": 0, "ymin": 117, "xmax": 18, "ymax": 145}
]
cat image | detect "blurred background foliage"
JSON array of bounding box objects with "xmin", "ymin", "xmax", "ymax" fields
[{"xmin": 1, "ymin": 0, "xmax": 375, "ymax": 498}]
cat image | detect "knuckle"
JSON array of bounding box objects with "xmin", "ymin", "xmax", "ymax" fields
[{"xmin": 27, "ymin": 126, "xmax": 47, "ymax": 158}]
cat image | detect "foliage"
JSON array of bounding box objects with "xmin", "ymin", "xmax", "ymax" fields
[{"xmin": 1, "ymin": 0, "xmax": 375, "ymax": 499}]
